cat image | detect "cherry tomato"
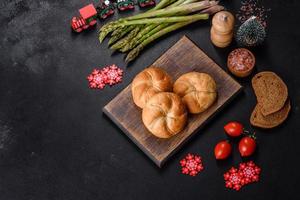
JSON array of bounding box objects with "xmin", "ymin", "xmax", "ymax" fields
[
  {"xmin": 214, "ymin": 140, "xmax": 232, "ymax": 160},
  {"xmin": 239, "ymin": 136, "xmax": 256, "ymax": 157},
  {"xmin": 224, "ymin": 122, "xmax": 244, "ymax": 137}
]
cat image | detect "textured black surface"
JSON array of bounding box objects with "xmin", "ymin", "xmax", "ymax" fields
[{"xmin": 0, "ymin": 0, "xmax": 299, "ymax": 199}]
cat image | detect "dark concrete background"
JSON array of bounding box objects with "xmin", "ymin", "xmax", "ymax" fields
[{"xmin": 0, "ymin": 0, "xmax": 299, "ymax": 199}]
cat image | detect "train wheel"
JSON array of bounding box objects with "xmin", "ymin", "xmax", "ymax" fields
[
  {"xmin": 102, "ymin": 14, "xmax": 107, "ymax": 19},
  {"xmin": 89, "ymin": 20, "xmax": 97, "ymax": 26},
  {"xmin": 75, "ymin": 28, "xmax": 83, "ymax": 32}
]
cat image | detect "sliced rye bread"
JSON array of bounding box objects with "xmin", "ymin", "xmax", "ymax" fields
[
  {"xmin": 252, "ymin": 71, "xmax": 288, "ymax": 116},
  {"xmin": 250, "ymin": 100, "xmax": 291, "ymax": 128}
]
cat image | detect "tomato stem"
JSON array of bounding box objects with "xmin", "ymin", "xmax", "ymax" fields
[{"xmin": 243, "ymin": 129, "xmax": 256, "ymax": 139}]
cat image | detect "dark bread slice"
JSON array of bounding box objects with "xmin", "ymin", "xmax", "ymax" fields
[
  {"xmin": 252, "ymin": 71, "xmax": 288, "ymax": 116},
  {"xmin": 250, "ymin": 100, "xmax": 291, "ymax": 128}
]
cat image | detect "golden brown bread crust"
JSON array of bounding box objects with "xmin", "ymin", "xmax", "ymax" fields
[
  {"xmin": 173, "ymin": 72, "xmax": 217, "ymax": 114},
  {"xmin": 131, "ymin": 67, "xmax": 173, "ymax": 109},
  {"xmin": 142, "ymin": 92, "xmax": 187, "ymax": 139},
  {"xmin": 252, "ymin": 71, "xmax": 288, "ymax": 116},
  {"xmin": 250, "ymin": 100, "xmax": 291, "ymax": 128}
]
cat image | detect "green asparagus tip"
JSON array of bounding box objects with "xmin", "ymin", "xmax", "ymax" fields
[
  {"xmin": 110, "ymin": 42, "xmax": 123, "ymax": 50},
  {"xmin": 125, "ymin": 46, "xmax": 142, "ymax": 63},
  {"xmin": 108, "ymin": 38, "xmax": 115, "ymax": 46},
  {"xmin": 99, "ymin": 34, "xmax": 105, "ymax": 43},
  {"xmin": 119, "ymin": 45, "xmax": 129, "ymax": 53}
]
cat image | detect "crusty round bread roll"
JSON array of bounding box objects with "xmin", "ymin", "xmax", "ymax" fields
[
  {"xmin": 131, "ymin": 67, "xmax": 172, "ymax": 108},
  {"xmin": 173, "ymin": 72, "xmax": 217, "ymax": 114},
  {"xmin": 142, "ymin": 92, "xmax": 187, "ymax": 139}
]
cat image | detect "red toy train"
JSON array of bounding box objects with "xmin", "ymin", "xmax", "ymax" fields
[
  {"xmin": 71, "ymin": 0, "xmax": 156, "ymax": 33},
  {"xmin": 71, "ymin": 4, "xmax": 98, "ymax": 33}
]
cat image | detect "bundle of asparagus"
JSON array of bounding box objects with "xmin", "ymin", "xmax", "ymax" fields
[{"xmin": 99, "ymin": 0, "xmax": 224, "ymax": 62}]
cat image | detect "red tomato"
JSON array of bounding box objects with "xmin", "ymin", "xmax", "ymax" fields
[
  {"xmin": 239, "ymin": 136, "xmax": 256, "ymax": 157},
  {"xmin": 224, "ymin": 122, "xmax": 244, "ymax": 137},
  {"xmin": 214, "ymin": 140, "xmax": 232, "ymax": 160}
]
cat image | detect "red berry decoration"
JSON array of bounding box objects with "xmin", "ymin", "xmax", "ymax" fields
[
  {"xmin": 238, "ymin": 161, "xmax": 261, "ymax": 184},
  {"xmin": 224, "ymin": 167, "xmax": 244, "ymax": 191},
  {"xmin": 87, "ymin": 64, "xmax": 123, "ymax": 90},
  {"xmin": 224, "ymin": 122, "xmax": 244, "ymax": 137},
  {"xmin": 180, "ymin": 153, "xmax": 204, "ymax": 177},
  {"xmin": 239, "ymin": 135, "xmax": 256, "ymax": 157}
]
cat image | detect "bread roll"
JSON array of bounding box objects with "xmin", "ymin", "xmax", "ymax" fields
[
  {"xmin": 173, "ymin": 72, "xmax": 217, "ymax": 114},
  {"xmin": 142, "ymin": 92, "xmax": 187, "ymax": 139},
  {"xmin": 131, "ymin": 67, "xmax": 172, "ymax": 109}
]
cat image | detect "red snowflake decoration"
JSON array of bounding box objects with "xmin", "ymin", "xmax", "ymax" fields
[
  {"xmin": 87, "ymin": 69, "xmax": 107, "ymax": 89},
  {"xmin": 102, "ymin": 64, "xmax": 123, "ymax": 86},
  {"xmin": 224, "ymin": 167, "xmax": 244, "ymax": 191},
  {"xmin": 180, "ymin": 153, "xmax": 204, "ymax": 176},
  {"xmin": 238, "ymin": 161, "xmax": 261, "ymax": 184},
  {"xmin": 87, "ymin": 65, "xmax": 123, "ymax": 90}
]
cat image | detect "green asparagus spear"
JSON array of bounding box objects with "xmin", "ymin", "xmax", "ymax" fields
[
  {"xmin": 111, "ymin": 25, "xmax": 132, "ymax": 37},
  {"xmin": 105, "ymin": 1, "xmax": 211, "ymax": 31},
  {"xmin": 138, "ymin": 23, "xmax": 171, "ymax": 43},
  {"xmin": 118, "ymin": 14, "xmax": 209, "ymax": 26},
  {"xmin": 166, "ymin": 0, "xmax": 187, "ymax": 8},
  {"xmin": 111, "ymin": 0, "xmax": 201, "ymax": 37},
  {"xmin": 110, "ymin": 0, "xmax": 175, "ymax": 39},
  {"xmin": 100, "ymin": 13, "xmax": 208, "ymax": 41},
  {"xmin": 100, "ymin": 0, "xmax": 177, "ymax": 43},
  {"xmin": 110, "ymin": 26, "xmax": 142, "ymax": 50},
  {"xmin": 107, "ymin": 13, "xmax": 208, "ymax": 49},
  {"xmin": 120, "ymin": 24, "xmax": 158, "ymax": 52},
  {"xmin": 125, "ymin": 4, "xmax": 225, "ymax": 62},
  {"xmin": 108, "ymin": 26, "xmax": 135, "ymax": 46},
  {"xmin": 119, "ymin": 0, "xmax": 198, "ymax": 51},
  {"xmin": 121, "ymin": 23, "xmax": 170, "ymax": 52},
  {"xmin": 123, "ymin": 1, "xmax": 214, "ymax": 21},
  {"xmin": 100, "ymin": 0, "xmax": 172, "ymax": 31},
  {"xmin": 138, "ymin": 5, "xmax": 224, "ymax": 44},
  {"xmin": 125, "ymin": 20, "xmax": 201, "ymax": 62},
  {"xmin": 121, "ymin": 0, "xmax": 201, "ymax": 50},
  {"xmin": 99, "ymin": 1, "xmax": 216, "ymax": 42},
  {"xmin": 153, "ymin": 0, "xmax": 178, "ymax": 10}
]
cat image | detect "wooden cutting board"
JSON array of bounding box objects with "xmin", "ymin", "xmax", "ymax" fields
[{"xmin": 103, "ymin": 36, "xmax": 242, "ymax": 167}]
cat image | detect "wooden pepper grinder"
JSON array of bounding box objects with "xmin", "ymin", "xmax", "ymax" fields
[{"xmin": 210, "ymin": 11, "xmax": 235, "ymax": 48}]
